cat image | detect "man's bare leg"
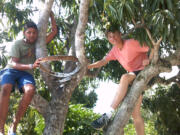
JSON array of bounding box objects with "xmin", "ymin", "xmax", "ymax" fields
[
  {"xmin": 91, "ymin": 73, "xmax": 137, "ymax": 129},
  {"xmin": 132, "ymin": 95, "xmax": 145, "ymax": 135},
  {"xmin": 11, "ymin": 84, "xmax": 35, "ymax": 133},
  {"xmin": 111, "ymin": 73, "xmax": 136, "ymax": 109},
  {"xmin": 0, "ymin": 84, "xmax": 13, "ymax": 134}
]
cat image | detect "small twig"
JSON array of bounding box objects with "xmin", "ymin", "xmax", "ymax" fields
[
  {"xmin": 132, "ymin": 18, "xmax": 136, "ymax": 26},
  {"xmin": 156, "ymin": 36, "xmax": 163, "ymax": 47},
  {"xmin": 144, "ymin": 27, "xmax": 156, "ymax": 46},
  {"xmin": 141, "ymin": 18, "xmax": 145, "ymax": 24}
]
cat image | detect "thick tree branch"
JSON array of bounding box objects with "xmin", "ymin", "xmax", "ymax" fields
[
  {"xmin": 64, "ymin": 18, "xmax": 78, "ymax": 73},
  {"xmin": 166, "ymin": 47, "xmax": 180, "ymax": 66},
  {"xmin": 144, "ymin": 26, "xmax": 156, "ymax": 46},
  {"xmin": 69, "ymin": 18, "xmax": 78, "ymax": 56},
  {"xmin": 35, "ymin": 0, "xmax": 56, "ymax": 93},
  {"xmin": 64, "ymin": 0, "xmax": 91, "ymax": 95},
  {"xmin": 105, "ymin": 58, "xmax": 172, "ymax": 135},
  {"xmin": 31, "ymin": 93, "xmax": 49, "ymax": 117},
  {"xmin": 36, "ymin": 1, "xmax": 53, "ymax": 58},
  {"xmin": 105, "ymin": 65, "xmax": 159, "ymax": 135},
  {"xmin": 75, "ymin": 0, "xmax": 91, "ymax": 65},
  {"xmin": 145, "ymin": 27, "xmax": 162, "ymax": 64},
  {"xmin": 148, "ymin": 73, "xmax": 180, "ymax": 88},
  {"xmin": 152, "ymin": 36, "xmax": 162, "ymax": 63}
]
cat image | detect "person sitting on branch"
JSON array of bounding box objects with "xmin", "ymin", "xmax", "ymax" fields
[
  {"xmin": 0, "ymin": 11, "xmax": 58, "ymax": 135},
  {"xmin": 88, "ymin": 27, "xmax": 153, "ymax": 135}
]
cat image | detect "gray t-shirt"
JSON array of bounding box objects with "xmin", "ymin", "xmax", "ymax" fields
[{"xmin": 6, "ymin": 39, "xmax": 36, "ymax": 75}]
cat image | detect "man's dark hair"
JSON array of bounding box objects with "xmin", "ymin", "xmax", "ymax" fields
[
  {"xmin": 105, "ymin": 24, "xmax": 120, "ymax": 37},
  {"xmin": 24, "ymin": 21, "xmax": 38, "ymax": 32}
]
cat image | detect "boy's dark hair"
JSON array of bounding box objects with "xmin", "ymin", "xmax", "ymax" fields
[
  {"xmin": 105, "ymin": 24, "xmax": 120, "ymax": 37},
  {"xmin": 24, "ymin": 21, "xmax": 38, "ymax": 32}
]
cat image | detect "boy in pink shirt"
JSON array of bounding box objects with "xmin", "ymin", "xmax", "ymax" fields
[
  {"xmin": 88, "ymin": 29, "xmax": 153, "ymax": 135},
  {"xmin": 106, "ymin": 39, "xmax": 149, "ymax": 72}
]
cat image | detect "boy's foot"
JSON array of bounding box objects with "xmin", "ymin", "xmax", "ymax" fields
[{"xmin": 91, "ymin": 113, "xmax": 110, "ymax": 129}]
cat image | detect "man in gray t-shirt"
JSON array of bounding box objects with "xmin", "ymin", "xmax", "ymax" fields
[
  {"xmin": 6, "ymin": 39, "xmax": 36, "ymax": 75},
  {"xmin": 0, "ymin": 11, "xmax": 57, "ymax": 135}
]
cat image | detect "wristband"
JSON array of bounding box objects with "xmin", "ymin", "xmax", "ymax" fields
[{"xmin": 29, "ymin": 64, "xmax": 33, "ymax": 69}]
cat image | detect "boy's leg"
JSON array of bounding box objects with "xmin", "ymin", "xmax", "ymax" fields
[
  {"xmin": 0, "ymin": 84, "xmax": 13, "ymax": 133},
  {"xmin": 91, "ymin": 73, "xmax": 136, "ymax": 129},
  {"xmin": 132, "ymin": 95, "xmax": 145, "ymax": 135},
  {"xmin": 11, "ymin": 84, "xmax": 35, "ymax": 133},
  {"xmin": 111, "ymin": 73, "xmax": 136, "ymax": 109}
]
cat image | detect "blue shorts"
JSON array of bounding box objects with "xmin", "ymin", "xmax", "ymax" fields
[{"xmin": 0, "ymin": 69, "xmax": 36, "ymax": 93}]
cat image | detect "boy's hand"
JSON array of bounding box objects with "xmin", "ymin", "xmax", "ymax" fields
[
  {"xmin": 87, "ymin": 64, "xmax": 92, "ymax": 69},
  {"xmin": 142, "ymin": 59, "xmax": 150, "ymax": 66},
  {"xmin": 33, "ymin": 58, "xmax": 43, "ymax": 69}
]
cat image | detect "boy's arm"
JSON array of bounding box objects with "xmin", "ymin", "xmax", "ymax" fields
[
  {"xmin": 46, "ymin": 11, "xmax": 58, "ymax": 44},
  {"xmin": 88, "ymin": 58, "xmax": 109, "ymax": 69},
  {"xmin": 9, "ymin": 57, "xmax": 42, "ymax": 70}
]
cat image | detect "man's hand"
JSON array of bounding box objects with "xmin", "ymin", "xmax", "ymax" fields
[
  {"xmin": 142, "ymin": 59, "xmax": 150, "ymax": 66},
  {"xmin": 33, "ymin": 58, "xmax": 43, "ymax": 69},
  {"xmin": 87, "ymin": 58, "xmax": 109, "ymax": 69}
]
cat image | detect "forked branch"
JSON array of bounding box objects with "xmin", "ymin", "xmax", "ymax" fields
[{"xmin": 132, "ymin": 18, "xmax": 163, "ymax": 64}]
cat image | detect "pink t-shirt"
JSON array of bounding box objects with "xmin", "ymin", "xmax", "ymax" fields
[{"xmin": 105, "ymin": 39, "xmax": 149, "ymax": 72}]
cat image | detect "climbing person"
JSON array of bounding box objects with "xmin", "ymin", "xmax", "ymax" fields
[
  {"xmin": 0, "ymin": 11, "xmax": 58, "ymax": 135},
  {"xmin": 88, "ymin": 27, "xmax": 153, "ymax": 135}
]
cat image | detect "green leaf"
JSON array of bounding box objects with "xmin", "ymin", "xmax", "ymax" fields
[
  {"xmin": 117, "ymin": 5, "xmax": 123, "ymax": 22},
  {"xmin": 166, "ymin": 0, "xmax": 173, "ymax": 10},
  {"xmin": 165, "ymin": 10, "xmax": 175, "ymax": 20},
  {"xmin": 125, "ymin": 2, "xmax": 134, "ymax": 17}
]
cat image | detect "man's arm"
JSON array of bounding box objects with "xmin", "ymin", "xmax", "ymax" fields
[
  {"xmin": 46, "ymin": 11, "xmax": 58, "ymax": 44},
  {"xmin": 9, "ymin": 57, "xmax": 42, "ymax": 70},
  {"xmin": 88, "ymin": 58, "xmax": 109, "ymax": 69}
]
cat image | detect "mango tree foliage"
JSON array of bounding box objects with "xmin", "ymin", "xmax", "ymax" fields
[
  {"xmin": 143, "ymin": 84, "xmax": 180, "ymax": 135},
  {"xmin": 0, "ymin": 0, "xmax": 34, "ymax": 37},
  {"xmin": 63, "ymin": 104, "xmax": 102, "ymax": 135}
]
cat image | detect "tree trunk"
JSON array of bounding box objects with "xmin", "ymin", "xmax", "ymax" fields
[
  {"xmin": 31, "ymin": 0, "xmax": 91, "ymax": 135},
  {"xmin": 31, "ymin": 0, "xmax": 180, "ymax": 134}
]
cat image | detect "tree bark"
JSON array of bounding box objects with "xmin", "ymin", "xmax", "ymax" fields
[
  {"xmin": 31, "ymin": 0, "xmax": 180, "ymax": 134},
  {"xmin": 32, "ymin": 0, "xmax": 91, "ymax": 135}
]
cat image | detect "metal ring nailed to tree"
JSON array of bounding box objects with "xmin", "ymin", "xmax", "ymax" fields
[{"xmin": 39, "ymin": 55, "xmax": 80, "ymax": 82}]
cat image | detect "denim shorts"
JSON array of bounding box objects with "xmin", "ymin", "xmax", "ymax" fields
[{"xmin": 0, "ymin": 69, "xmax": 36, "ymax": 93}]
